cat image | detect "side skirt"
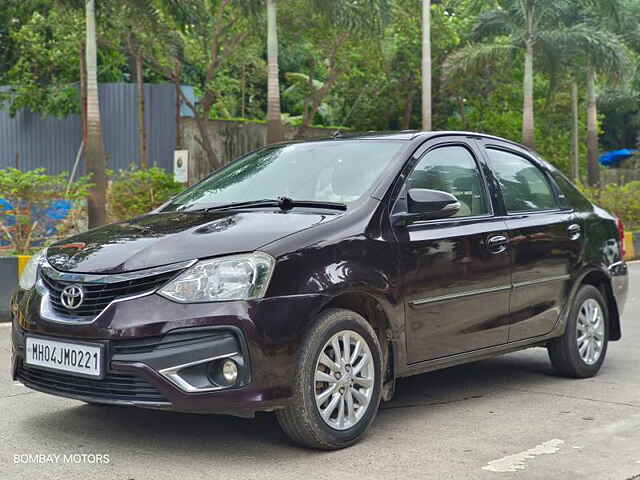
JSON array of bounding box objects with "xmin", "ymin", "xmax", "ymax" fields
[{"xmin": 397, "ymin": 330, "xmax": 562, "ymax": 379}]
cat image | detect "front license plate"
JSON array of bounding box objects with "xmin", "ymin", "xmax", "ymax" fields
[{"xmin": 25, "ymin": 336, "xmax": 103, "ymax": 378}]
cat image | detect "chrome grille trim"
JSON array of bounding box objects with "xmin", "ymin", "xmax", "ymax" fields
[{"xmin": 40, "ymin": 259, "xmax": 197, "ymax": 284}]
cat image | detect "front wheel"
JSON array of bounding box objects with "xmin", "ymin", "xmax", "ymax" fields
[
  {"xmin": 276, "ymin": 308, "xmax": 383, "ymax": 450},
  {"xmin": 548, "ymin": 285, "xmax": 609, "ymax": 378}
]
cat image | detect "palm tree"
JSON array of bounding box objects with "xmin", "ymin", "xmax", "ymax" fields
[
  {"xmin": 421, "ymin": 0, "xmax": 431, "ymax": 130},
  {"xmin": 266, "ymin": 0, "xmax": 283, "ymax": 144},
  {"xmin": 548, "ymin": 21, "xmax": 628, "ymax": 186},
  {"xmin": 444, "ymin": 0, "xmax": 569, "ymax": 148},
  {"xmin": 85, "ymin": 0, "xmax": 107, "ymax": 227},
  {"xmin": 570, "ymin": 80, "xmax": 579, "ymax": 181}
]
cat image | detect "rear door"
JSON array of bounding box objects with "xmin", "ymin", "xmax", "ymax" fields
[
  {"xmin": 481, "ymin": 141, "xmax": 583, "ymax": 341},
  {"xmin": 393, "ymin": 137, "xmax": 512, "ymax": 364}
]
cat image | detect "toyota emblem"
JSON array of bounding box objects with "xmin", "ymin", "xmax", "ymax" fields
[{"xmin": 60, "ymin": 285, "xmax": 84, "ymax": 310}]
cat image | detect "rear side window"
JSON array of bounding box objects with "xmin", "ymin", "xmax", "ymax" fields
[
  {"xmin": 486, "ymin": 148, "xmax": 557, "ymax": 213},
  {"xmin": 550, "ymin": 172, "xmax": 593, "ymax": 210},
  {"xmin": 407, "ymin": 145, "xmax": 489, "ymax": 217}
]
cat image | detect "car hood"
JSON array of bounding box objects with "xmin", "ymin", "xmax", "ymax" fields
[{"xmin": 46, "ymin": 210, "xmax": 336, "ymax": 273}]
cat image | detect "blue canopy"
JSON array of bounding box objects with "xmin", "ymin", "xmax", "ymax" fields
[{"xmin": 598, "ymin": 149, "xmax": 638, "ymax": 167}]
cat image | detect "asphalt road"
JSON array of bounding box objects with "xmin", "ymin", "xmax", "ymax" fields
[{"xmin": 1, "ymin": 264, "xmax": 639, "ymax": 480}]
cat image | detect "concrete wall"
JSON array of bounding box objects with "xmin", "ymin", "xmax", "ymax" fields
[{"xmin": 180, "ymin": 118, "xmax": 333, "ymax": 182}]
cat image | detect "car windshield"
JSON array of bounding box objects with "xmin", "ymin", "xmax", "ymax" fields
[{"xmin": 164, "ymin": 140, "xmax": 406, "ymax": 211}]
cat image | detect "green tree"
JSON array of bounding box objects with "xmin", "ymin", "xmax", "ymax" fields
[
  {"xmin": 445, "ymin": 0, "xmax": 571, "ymax": 148},
  {"xmin": 540, "ymin": 0, "xmax": 629, "ymax": 185},
  {"xmin": 280, "ymin": 0, "xmax": 389, "ymax": 138},
  {"xmin": 147, "ymin": 0, "xmax": 259, "ymax": 173}
]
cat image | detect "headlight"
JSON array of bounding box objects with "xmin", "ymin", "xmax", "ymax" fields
[
  {"xmin": 19, "ymin": 249, "xmax": 46, "ymax": 290},
  {"xmin": 158, "ymin": 252, "xmax": 275, "ymax": 303}
]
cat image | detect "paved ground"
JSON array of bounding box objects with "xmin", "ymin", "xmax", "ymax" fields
[{"xmin": 1, "ymin": 264, "xmax": 638, "ymax": 480}]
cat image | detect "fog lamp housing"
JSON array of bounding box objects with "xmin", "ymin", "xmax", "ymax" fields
[{"xmin": 160, "ymin": 353, "xmax": 248, "ymax": 393}]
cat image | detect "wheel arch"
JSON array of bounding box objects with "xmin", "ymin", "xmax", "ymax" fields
[
  {"xmin": 320, "ymin": 291, "xmax": 399, "ymax": 395},
  {"xmin": 576, "ymin": 268, "xmax": 621, "ymax": 341}
]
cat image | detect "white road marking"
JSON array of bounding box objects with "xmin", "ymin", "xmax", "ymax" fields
[{"xmin": 482, "ymin": 439, "xmax": 564, "ymax": 473}]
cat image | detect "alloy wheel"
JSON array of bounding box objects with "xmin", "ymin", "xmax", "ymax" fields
[
  {"xmin": 576, "ymin": 298, "xmax": 605, "ymax": 365},
  {"xmin": 314, "ymin": 330, "xmax": 375, "ymax": 430}
]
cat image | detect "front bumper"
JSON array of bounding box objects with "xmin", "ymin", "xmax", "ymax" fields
[{"xmin": 11, "ymin": 288, "xmax": 328, "ymax": 417}]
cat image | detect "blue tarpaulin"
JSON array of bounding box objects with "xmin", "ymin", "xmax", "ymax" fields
[{"xmin": 598, "ymin": 149, "xmax": 638, "ymax": 167}]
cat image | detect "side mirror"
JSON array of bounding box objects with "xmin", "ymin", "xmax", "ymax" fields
[{"xmin": 397, "ymin": 188, "xmax": 460, "ymax": 223}]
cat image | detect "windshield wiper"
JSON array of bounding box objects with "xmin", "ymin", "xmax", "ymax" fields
[{"xmin": 180, "ymin": 197, "xmax": 347, "ymax": 213}]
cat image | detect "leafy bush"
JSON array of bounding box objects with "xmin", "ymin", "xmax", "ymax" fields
[
  {"xmin": 0, "ymin": 168, "xmax": 93, "ymax": 254},
  {"xmin": 107, "ymin": 166, "xmax": 184, "ymax": 221},
  {"xmin": 580, "ymin": 181, "xmax": 640, "ymax": 231}
]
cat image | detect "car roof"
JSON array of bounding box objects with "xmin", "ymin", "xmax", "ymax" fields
[{"xmin": 305, "ymin": 130, "xmax": 534, "ymax": 153}]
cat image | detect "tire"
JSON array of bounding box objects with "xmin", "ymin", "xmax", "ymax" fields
[
  {"xmin": 548, "ymin": 285, "xmax": 609, "ymax": 378},
  {"xmin": 276, "ymin": 308, "xmax": 383, "ymax": 450}
]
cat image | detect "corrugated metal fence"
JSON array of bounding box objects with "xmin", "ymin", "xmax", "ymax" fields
[{"xmin": 0, "ymin": 83, "xmax": 176, "ymax": 174}]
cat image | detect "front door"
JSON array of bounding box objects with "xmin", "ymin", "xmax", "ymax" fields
[
  {"xmin": 482, "ymin": 144, "xmax": 583, "ymax": 341},
  {"xmin": 393, "ymin": 139, "xmax": 512, "ymax": 364}
]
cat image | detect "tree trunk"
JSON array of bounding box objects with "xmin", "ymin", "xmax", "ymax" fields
[
  {"xmin": 295, "ymin": 74, "xmax": 339, "ymax": 139},
  {"xmin": 402, "ymin": 87, "xmax": 415, "ymax": 130},
  {"xmin": 571, "ymin": 81, "xmax": 579, "ymax": 182},
  {"xmin": 421, "ymin": 0, "xmax": 432, "ymax": 131},
  {"xmin": 241, "ymin": 64, "xmax": 246, "ymax": 118},
  {"xmin": 522, "ymin": 39, "xmax": 535, "ymax": 148},
  {"xmin": 176, "ymin": 87, "xmax": 221, "ymax": 177},
  {"xmin": 135, "ymin": 54, "xmax": 148, "ymax": 169},
  {"xmin": 194, "ymin": 115, "xmax": 220, "ymax": 175},
  {"xmin": 458, "ymin": 97, "xmax": 467, "ymax": 130},
  {"xmin": 85, "ymin": 0, "xmax": 107, "ymax": 228},
  {"xmin": 80, "ymin": 44, "xmax": 88, "ymax": 144},
  {"xmin": 266, "ymin": 0, "xmax": 283, "ymax": 144},
  {"xmin": 586, "ymin": 68, "xmax": 600, "ymax": 187}
]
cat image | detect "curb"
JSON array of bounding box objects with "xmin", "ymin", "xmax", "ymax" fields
[{"xmin": 624, "ymin": 232, "xmax": 639, "ymax": 261}]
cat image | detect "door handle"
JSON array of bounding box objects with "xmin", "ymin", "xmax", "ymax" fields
[
  {"xmin": 567, "ymin": 223, "xmax": 581, "ymax": 240},
  {"xmin": 487, "ymin": 235, "xmax": 509, "ymax": 254}
]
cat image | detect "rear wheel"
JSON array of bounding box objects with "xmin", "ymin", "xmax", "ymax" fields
[
  {"xmin": 548, "ymin": 285, "xmax": 609, "ymax": 378},
  {"xmin": 276, "ymin": 308, "xmax": 383, "ymax": 449}
]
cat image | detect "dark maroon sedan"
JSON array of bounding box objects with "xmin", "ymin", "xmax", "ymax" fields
[{"xmin": 11, "ymin": 132, "xmax": 628, "ymax": 449}]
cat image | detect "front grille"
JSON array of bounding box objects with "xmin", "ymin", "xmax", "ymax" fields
[
  {"xmin": 112, "ymin": 329, "xmax": 231, "ymax": 355},
  {"xmin": 41, "ymin": 270, "xmax": 179, "ymax": 318},
  {"xmin": 16, "ymin": 362, "xmax": 169, "ymax": 403}
]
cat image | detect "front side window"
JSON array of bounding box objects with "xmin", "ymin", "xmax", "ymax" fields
[
  {"xmin": 486, "ymin": 148, "xmax": 557, "ymax": 213},
  {"xmin": 406, "ymin": 145, "xmax": 489, "ymax": 217},
  {"xmin": 164, "ymin": 140, "xmax": 406, "ymax": 211}
]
